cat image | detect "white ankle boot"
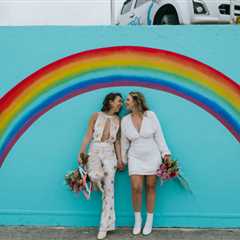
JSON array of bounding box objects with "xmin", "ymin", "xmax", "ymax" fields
[
  {"xmin": 97, "ymin": 231, "xmax": 107, "ymax": 240},
  {"xmin": 142, "ymin": 213, "xmax": 153, "ymax": 235},
  {"xmin": 132, "ymin": 212, "xmax": 142, "ymax": 235}
]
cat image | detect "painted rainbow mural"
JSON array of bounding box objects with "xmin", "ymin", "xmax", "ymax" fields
[{"xmin": 0, "ymin": 46, "xmax": 239, "ymax": 167}]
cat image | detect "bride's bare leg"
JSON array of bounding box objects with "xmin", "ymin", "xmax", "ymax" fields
[
  {"xmin": 143, "ymin": 175, "xmax": 157, "ymax": 235},
  {"xmin": 146, "ymin": 175, "xmax": 157, "ymax": 213},
  {"xmin": 131, "ymin": 175, "xmax": 144, "ymax": 211},
  {"xmin": 131, "ymin": 175, "xmax": 144, "ymax": 235}
]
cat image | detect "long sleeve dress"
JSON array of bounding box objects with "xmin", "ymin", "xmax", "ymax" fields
[{"xmin": 121, "ymin": 110, "xmax": 171, "ymax": 176}]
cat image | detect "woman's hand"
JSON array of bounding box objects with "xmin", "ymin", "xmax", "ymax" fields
[
  {"xmin": 117, "ymin": 161, "xmax": 125, "ymax": 171},
  {"xmin": 78, "ymin": 152, "xmax": 85, "ymax": 165},
  {"xmin": 163, "ymin": 154, "xmax": 171, "ymax": 163}
]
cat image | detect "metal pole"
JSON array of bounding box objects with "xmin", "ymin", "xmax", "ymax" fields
[
  {"xmin": 230, "ymin": 0, "xmax": 234, "ymax": 23},
  {"xmin": 110, "ymin": 0, "xmax": 115, "ymax": 25}
]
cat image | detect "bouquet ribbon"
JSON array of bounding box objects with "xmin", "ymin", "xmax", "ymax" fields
[{"xmin": 78, "ymin": 165, "xmax": 92, "ymax": 200}]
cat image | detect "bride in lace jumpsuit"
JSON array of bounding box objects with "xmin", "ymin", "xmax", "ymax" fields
[{"xmin": 79, "ymin": 93, "xmax": 124, "ymax": 240}]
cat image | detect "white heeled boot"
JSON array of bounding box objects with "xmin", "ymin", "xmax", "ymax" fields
[
  {"xmin": 97, "ymin": 231, "xmax": 107, "ymax": 240},
  {"xmin": 132, "ymin": 212, "xmax": 142, "ymax": 235},
  {"xmin": 142, "ymin": 213, "xmax": 153, "ymax": 235}
]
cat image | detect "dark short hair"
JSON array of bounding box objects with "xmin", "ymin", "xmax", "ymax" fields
[{"xmin": 101, "ymin": 92, "xmax": 122, "ymax": 114}]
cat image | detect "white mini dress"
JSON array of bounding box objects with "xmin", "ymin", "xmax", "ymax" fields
[{"xmin": 121, "ymin": 111, "xmax": 171, "ymax": 176}]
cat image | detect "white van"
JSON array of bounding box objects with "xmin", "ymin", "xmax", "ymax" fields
[{"xmin": 117, "ymin": 0, "xmax": 240, "ymax": 25}]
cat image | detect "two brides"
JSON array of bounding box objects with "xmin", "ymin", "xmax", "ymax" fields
[{"xmin": 78, "ymin": 91, "xmax": 171, "ymax": 239}]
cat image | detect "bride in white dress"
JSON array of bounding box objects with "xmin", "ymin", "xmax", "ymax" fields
[{"xmin": 121, "ymin": 91, "xmax": 171, "ymax": 236}]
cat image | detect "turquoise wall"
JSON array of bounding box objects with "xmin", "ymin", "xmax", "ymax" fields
[{"xmin": 0, "ymin": 26, "xmax": 239, "ymax": 227}]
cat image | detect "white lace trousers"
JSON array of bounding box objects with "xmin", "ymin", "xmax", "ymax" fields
[{"xmin": 88, "ymin": 142, "xmax": 117, "ymax": 231}]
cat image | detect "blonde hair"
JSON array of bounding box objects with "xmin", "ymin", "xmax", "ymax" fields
[{"xmin": 129, "ymin": 91, "xmax": 149, "ymax": 113}]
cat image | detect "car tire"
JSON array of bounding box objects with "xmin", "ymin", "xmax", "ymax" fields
[{"xmin": 159, "ymin": 14, "xmax": 179, "ymax": 24}]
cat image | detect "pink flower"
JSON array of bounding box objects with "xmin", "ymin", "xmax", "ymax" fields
[
  {"xmin": 160, "ymin": 164, "xmax": 167, "ymax": 171},
  {"xmin": 162, "ymin": 172, "xmax": 169, "ymax": 180},
  {"xmin": 74, "ymin": 170, "xmax": 79, "ymax": 177}
]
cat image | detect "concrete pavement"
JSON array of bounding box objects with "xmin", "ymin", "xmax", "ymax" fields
[{"xmin": 0, "ymin": 227, "xmax": 240, "ymax": 240}]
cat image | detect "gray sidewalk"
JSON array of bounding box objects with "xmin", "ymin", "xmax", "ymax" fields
[{"xmin": 0, "ymin": 227, "xmax": 240, "ymax": 240}]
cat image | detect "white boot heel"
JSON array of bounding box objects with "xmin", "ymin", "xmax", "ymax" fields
[
  {"xmin": 142, "ymin": 212, "xmax": 153, "ymax": 235},
  {"xmin": 97, "ymin": 231, "xmax": 107, "ymax": 240},
  {"xmin": 142, "ymin": 225, "xmax": 152, "ymax": 235},
  {"xmin": 133, "ymin": 225, "xmax": 142, "ymax": 235},
  {"xmin": 132, "ymin": 212, "xmax": 142, "ymax": 235}
]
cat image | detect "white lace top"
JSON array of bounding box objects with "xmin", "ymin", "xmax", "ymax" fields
[{"xmin": 92, "ymin": 111, "xmax": 120, "ymax": 144}]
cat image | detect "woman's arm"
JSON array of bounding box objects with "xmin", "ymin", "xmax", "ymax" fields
[
  {"xmin": 150, "ymin": 111, "xmax": 171, "ymax": 159},
  {"xmin": 114, "ymin": 120, "xmax": 122, "ymax": 163},
  {"xmin": 114, "ymin": 123, "xmax": 125, "ymax": 170},
  {"xmin": 79, "ymin": 112, "xmax": 98, "ymax": 154},
  {"xmin": 121, "ymin": 117, "xmax": 130, "ymax": 164}
]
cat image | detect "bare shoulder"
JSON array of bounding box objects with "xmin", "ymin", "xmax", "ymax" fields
[
  {"xmin": 92, "ymin": 112, "xmax": 99, "ymax": 119},
  {"xmin": 89, "ymin": 112, "xmax": 99, "ymax": 123}
]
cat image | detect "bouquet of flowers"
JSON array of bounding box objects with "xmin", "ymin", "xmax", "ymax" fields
[
  {"xmin": 64, "ymin": 153, "xmax": 93, "ymax": 199},
  {"xmin": 156, "ymin": 157, "xmax": 192, "ymax": 192}
]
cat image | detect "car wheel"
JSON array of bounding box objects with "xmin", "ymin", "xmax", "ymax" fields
[{"xmin": 159, "ymin": 14, "xmax": 179, "ymax": 25}]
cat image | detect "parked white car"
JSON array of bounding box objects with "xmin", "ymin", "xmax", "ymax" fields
[{"xmin": 117, "ymin": 0, "xmax": 240, "ymax": 25}]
